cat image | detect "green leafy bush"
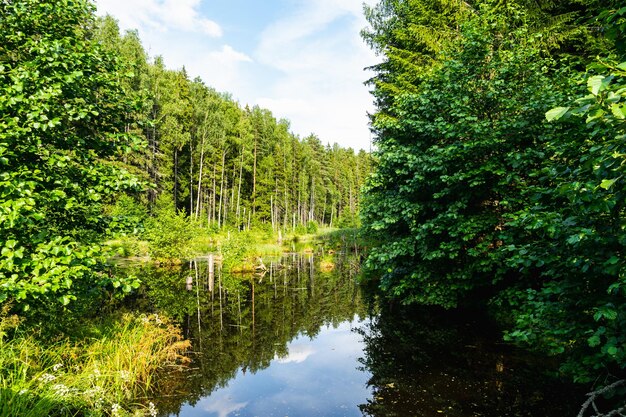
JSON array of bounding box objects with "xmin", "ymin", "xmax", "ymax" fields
[
  {"xmin": 0, "ymin": 0, "xmax": 144, "ymax": 311},
  {"xmin": 143, "ymin": 196, "xmax": 194, "ymax": 261}
]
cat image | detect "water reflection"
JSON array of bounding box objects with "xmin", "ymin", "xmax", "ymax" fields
[
  {"xmin": 356, "ymin": 304, "xmax": 583, "ymax": 417},
  {"xmin": 120, "ymin": 255, "xmax": 582, "ymax": 417},
  {"xmin": 177, "ymin": 320, "xmax": 370, "ymax": 417},
  {"xmin": 124, "ymin": 254, "xmax": 366, "ymax": 416}
]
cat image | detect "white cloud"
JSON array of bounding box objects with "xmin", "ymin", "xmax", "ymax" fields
[
  {"xmin": 184, "ymin": 45, "xmax": 253, "ymax": 96},
  {"xmin": 94, "ymin": 0, "xmax": 222, "ymax": 37},
  {"xmin": 200, "ymin": 394, "xmax": 247, "ymax": 417},
  {"xmin": 254, "ymin": 0, "xmax": 377, "ymax": 149},
  {"xmin": 209, "ymin": 45, "xmax": 253, "ymax": 65}
]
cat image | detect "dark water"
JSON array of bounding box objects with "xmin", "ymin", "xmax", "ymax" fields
[{"xmin": 123, "ymin": 254, "xmax": 583, "ymax": 417}]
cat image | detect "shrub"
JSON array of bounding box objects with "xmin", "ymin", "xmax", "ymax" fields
[{"xmin": 144, "ymin": 195, "xmax": 194, "ymax": 261}]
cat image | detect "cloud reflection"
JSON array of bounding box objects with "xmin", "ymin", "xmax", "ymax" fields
[
  {"xmin": 275, "ymin": 343, "xmax": 316, "ymax": 364},
  {"xmin": 201, "ymin": 393, "xmax": 248, "ymax": 417}
]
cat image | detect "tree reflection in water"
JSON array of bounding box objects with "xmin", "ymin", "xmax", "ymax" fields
[
  {"xmin": 119, "ymin": 255, "xmax": 582, "ymax": 417},
  {"xmin": 121, "ymin": 254, "xmax": 366, "ymax": 416},
  {"xmin": 356, "ymin": 303, "xmax": 584, "ymax": 417}
]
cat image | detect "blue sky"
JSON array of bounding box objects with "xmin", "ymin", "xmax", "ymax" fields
[{"xmin": 93, "ymin": 0, "xmax": 378, "ymax": 151}]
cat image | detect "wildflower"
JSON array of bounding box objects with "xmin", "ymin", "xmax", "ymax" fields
[
  {"xmin": 84, "ymin": 386, "xmax": 103, "ymax": 399},
  {"xmin": 111, "ymin": 403, "xmax": 121, "ymax": 417},
  {"xmin": 148, "ymin": 402, "xmax": 158, "ymax": 417},
  {"xmin": 39, "ymin": 373, "xmax": 56, "ymax": 383},
  {"xmin": 93, "ymin": 396, "xmax": 104, "ymax": 410},
  {"xmin": 52, "ymin": 384, "xmax": 71, "ymax": 397},
  {"xmin": 153, "ymin": 314, "xmax": 162, "ymax": 324},
  {"xmin": 119, "ymin": 370, "xmax": 130, "ymax": 381},
  {"xmin": 141, "ymin": 315, "xmax": 150, "ymax": 325},
  {"xmin": 52, "ymin": 363, "xmax": 63, "ymax": 372}
]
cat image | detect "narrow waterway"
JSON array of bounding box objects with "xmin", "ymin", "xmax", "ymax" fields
[{"xmin": 123, "ymin": 254, "xmax": 582, "ymax": 417}]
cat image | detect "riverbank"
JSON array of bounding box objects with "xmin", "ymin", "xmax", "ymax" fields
[
  {"xmin": 0, "ymin": 308, "xmax": 189, "ymax": 417},
  {"xmin": 106, "ymin": 226, "xmax": 364, "ymax": 271}
]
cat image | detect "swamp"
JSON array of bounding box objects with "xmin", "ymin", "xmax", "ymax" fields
[{"xmin": 3, "ymin": 0, "xmax": 626, "ymax": 415}]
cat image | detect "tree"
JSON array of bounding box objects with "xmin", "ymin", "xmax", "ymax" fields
[
  {"xmin": 0, "ymin": 0, "xmax": 142, "ymax": 311},
  {"xmin": 360, "ymin": 0, "xmax": 626, "ymax": 393},
  {"xmin": 362, "ymin": 14, "xmax": 576, "ymax": 306},
  {"xmin": 499, "ymin": 60, "xmax": 626, "ymax": 383}
]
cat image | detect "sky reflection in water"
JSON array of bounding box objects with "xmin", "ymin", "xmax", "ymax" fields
[{"xmin": 176, "ymin": 319, "xmax": 370, "ymax": 417}]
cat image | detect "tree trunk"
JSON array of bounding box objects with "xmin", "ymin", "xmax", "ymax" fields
[
  {"xmin": 252, "ymin": 134, "xmax": 257, "ymax": 217},
  {"xmin": 195, "ymin": 140, "xmax": 205, "ymax": 220},
  {"xmin": 189, "ymin": 141, "xmax": 194, "ymax": 216},
  {"xmin": 236, "ymin": 146, "xmax": 244, "ymax": 227},
  {"xmin": 174, "ymin": 148, "xmax": 178, "ymax": 210},
  {"xmin": 212, "ymin": 164, "xmax": 217, "ymax": 224},
  {"xmin": 218, "ymin": 148, "xmax": 226, "ymax": 228}
]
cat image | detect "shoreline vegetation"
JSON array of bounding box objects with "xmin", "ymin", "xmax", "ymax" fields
[
  {"xmin": 1, "ymin": 308, "xmax": 190, "ymax": 417},
  {"xmin": 106, "ymin": 226, "xmax": 363, "ymax": 270}
]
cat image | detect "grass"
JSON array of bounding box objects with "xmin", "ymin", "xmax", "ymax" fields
[{"xmin": 0, "ymin": 311, "xmax": 190, "ymax": 417}]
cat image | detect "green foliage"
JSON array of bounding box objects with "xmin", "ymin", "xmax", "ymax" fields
[
  {"xmin": 0, "ymin": 311, "xmax": 189, "ymax": 416},
  {"xmin": 106, "ymin": 194, "xmax": 148, "ymax": 236},
  {"xmin": 363, "ymin": 16, "xmax": 575, "ymax": 307},
  {"xmin": 498, "ymin": 61, "xmax": 626, "ymax": 382},
  {"xmin": 0, "ymin": 0, "xmax": 144, "ymax": 311},
  {"xmin": 361, "ymin": 0, "xmax": 626, "ymax": 390},
  {"xmin": 143, "ymin": 195, "xmax": 195, "ymax": 260},
  {"xmin": 219, "ymin": 231, "xmax": 253, "ymax": 272},
  {"xmin": 306, "ymin": 220, "xmax": 319, "ymax": 234}
]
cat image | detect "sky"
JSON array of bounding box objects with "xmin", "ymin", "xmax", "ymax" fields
[{"xmin": 93, "ymin": 0, "xmax": 379, "ymax": 151}]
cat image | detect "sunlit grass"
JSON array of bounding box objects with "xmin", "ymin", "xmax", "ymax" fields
[{"xmin": 0, "ymin": 312, "xmax": 190, "ymax": 417}]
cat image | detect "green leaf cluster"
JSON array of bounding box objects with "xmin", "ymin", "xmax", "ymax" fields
[{"xmin": 0, "ymin": 0, "xmax": 143, "ymax": 312}]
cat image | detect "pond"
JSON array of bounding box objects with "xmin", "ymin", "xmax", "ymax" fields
[{"xmin": 122, "ymin": 254, "xmax": 583, "ymax": 417}]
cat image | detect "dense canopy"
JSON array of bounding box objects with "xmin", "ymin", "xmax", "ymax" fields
[{"xmin": 361, "ymin": 0, "xmax": 626, "ymax": 394}]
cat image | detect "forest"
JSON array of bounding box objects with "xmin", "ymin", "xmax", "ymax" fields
[
  {"xmin": 0, "ymin": 1, "xmax": 371, "ymax": 311},
  {"xmin": 3, "ymin": 0, "xmax": 626, "ymax": 415}
]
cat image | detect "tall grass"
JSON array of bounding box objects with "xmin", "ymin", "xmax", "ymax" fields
[{"xmin": 0, "ymin": 312, "xmax": 190, "ymax": 417}]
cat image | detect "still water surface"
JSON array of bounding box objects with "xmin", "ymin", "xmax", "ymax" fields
[
  {"xmin": 177, "ymin": 319, "xmax": 369, "ymax": 417},
  {"xmin": 125, "ymin": 254, "xmax": 581, "ymax": 417}
]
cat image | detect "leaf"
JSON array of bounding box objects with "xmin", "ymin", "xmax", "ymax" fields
[
  {"xmin": 617, "ymin": 62, "xmax": 626, "ymax": 71},
  {"xmin": 611, "ymin": 104, "xmax": 626, "ymax": 119},
  {"xmin": 600, "ymin": 178, "xmax": 618, "ymax": 190},
  {"xmin": 586, "ymin": 108, "xmax": 606, "ymax": 123},
  {"xmin": 588, "ymin": 335, "xmax": 601, "ymax": 347},
  {"xmin": 588, "ymin": 75, "xmax": 613, "ymax": 95},
  {"xmin": 606, "ymin": 256, "xmax": 620, "ymax": 265},
  {"xmin": 545, "ymin": 107, "xmax": 569, "ymax": 121}
]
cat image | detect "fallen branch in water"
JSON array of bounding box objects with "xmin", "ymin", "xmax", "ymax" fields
[{"xmin": 578, "ymin": 379, "xmax": 626, "ymax": 417}]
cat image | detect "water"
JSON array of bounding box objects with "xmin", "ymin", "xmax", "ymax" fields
[
  {"xmin": 122, "ymin": 254, "xmax": 582, "ymax": 417},
  {"xmin": 176, "ymin": 320, "xmax": 369, "ymax": 417}
]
